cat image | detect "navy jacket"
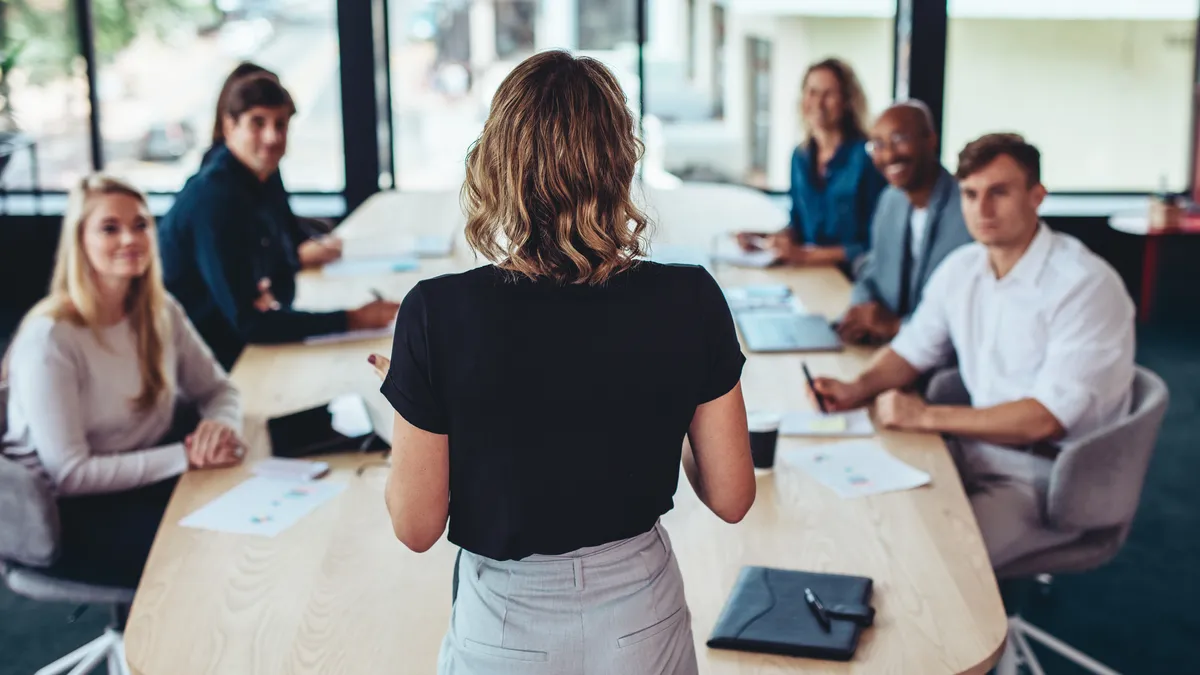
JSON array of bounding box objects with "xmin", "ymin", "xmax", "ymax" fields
[
  {"xmin": 159, "ymin": 146, "xmax": 346, "ymax": 370},
  {"xmin": 199, "ymin": 142, "xmax": 322, "ymax": 247},
  {"xmin": 788, "ymin": 138, "xmax": 887, "ymax": 266}
]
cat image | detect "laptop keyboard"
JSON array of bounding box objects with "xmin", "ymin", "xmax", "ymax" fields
[
  {"xmin": 736, "ymin": 311, "xmax": 841, "ymax": 352},
  {"xmin": 744, "ymin": 314, "xmax": 806, "ymax": 349}
]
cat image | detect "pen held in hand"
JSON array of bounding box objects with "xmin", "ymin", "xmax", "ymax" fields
[{"xmin": 802, "ymin": 362, "xmax": 828, "ymax": 414}]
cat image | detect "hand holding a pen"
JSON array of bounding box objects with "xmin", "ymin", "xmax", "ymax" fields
[
  {"xmin": 805, "ymin": 374, "xmax": 871, "ymax": 413},
  {"xmin": 347, "ymin": 289, "xmax": 400, "ymax": 331}
]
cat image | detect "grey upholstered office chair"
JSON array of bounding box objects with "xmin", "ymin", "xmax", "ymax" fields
[
  {"xmin": 925, "ymin": 367, "xmax": 1169, "ymax": 675},
  {"xmin": 0, "ymin": 383, "xmax": 136, "ymax": 675}
]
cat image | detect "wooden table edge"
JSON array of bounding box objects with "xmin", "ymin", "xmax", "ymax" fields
[{"xmin": 962, "ymin": 633, "xmax": 1008, "ymax": 675}]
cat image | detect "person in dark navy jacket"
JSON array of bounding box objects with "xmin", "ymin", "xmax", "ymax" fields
[
  {"xmin": 158, "ymin": 74, "xmax": 398, "ymax": 370},
  {"xmin": 205, "ymin": 63, "xmax": 344, "ymax": 269}
]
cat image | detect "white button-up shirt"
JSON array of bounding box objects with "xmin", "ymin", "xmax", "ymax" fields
[{"xmin": 891, "ymin": 223, "xmax": 1135, "ymax": 442}]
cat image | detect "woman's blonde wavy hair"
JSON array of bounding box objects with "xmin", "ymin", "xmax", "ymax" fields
[
  {"xmin": 462, "ymin": 50, "xmax": 650, "ymax": 285},
  {"xmin": 8, "ymin": 175, "xmax": 169, "ymax": 411},
  {"xmin": 800, "ymin": 58, "xmax": 870, "ymax": 141}
]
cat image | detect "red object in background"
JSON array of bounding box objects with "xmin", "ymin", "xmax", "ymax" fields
[
  {"xmin": 1129, "ymin": 216, "xmax": 1200, "ymax": 323},
  {"xmin": 1179, "ymin": 214, "xmax": 1200, "ymax": 233},
  {"xmin": 1109, "ymin": 211, "xmax": 1200, "ymax": 323}
]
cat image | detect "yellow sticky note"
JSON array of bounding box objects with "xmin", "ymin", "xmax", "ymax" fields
[{"xmin": 808, "ymin": 416, "xmax": 849, "ymax": 433}]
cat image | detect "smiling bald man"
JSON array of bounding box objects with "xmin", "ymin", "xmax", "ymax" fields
[{"xmin": 838, "ymin": 101, "xmax": 973, "ymax": 345}]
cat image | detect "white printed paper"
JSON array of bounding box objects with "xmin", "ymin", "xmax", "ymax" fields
[
  {"xmin": 342, "ymin": 235, "xmax": 452, "ymax": 259},
  {"xmin": 179, "ymin": 476, "xmax": 346, "ymax": 537},
  {"xmin": 712, "ymin": 249, "xmax": 777, "ymax": 268},
  {"xmin": 779, "ymin": 440, "xmax": 931, "ymax": 499},
  {"xmin": 780, "ymin": 409, "xmax": 876, "ymax": 437},
  {"xmin": 303, "ymin": 325, "xmax": 394, "ymax": 346},
  {"xmin": 724, "ymin": 286, "xmax": 806, "ymax": 314},
  {"xmin": 322, "ymin": 257, "xmax": 419, "ymax": 277},
  {"xmin": 252, "ymin": 458, "xmax": 330, "ymax": 481},
  {"xmin": 411, "ymin": 234, "xmax": 455, "ymax": 257},
  {"xmin": 328, "ymin": 394, "xmax": 374, "ymax": 438}
]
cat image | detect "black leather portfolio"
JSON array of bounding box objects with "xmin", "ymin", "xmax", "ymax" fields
[
  {"xmin": 707, "ymin": 566, "xmax": 874, "ymax": 661},
  {"xmin": 267, "ymin": 394, "xmax": 386, "ymax": 458}
]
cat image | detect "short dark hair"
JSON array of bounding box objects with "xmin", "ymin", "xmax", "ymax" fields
[
  {"xmin": 223, "ymin": 73, "xmax": 295, "ymax": 124},
  {"xmin": 956, "ymin": 133, "xmax": 1041, "ymax": 186},
  {"xmin": 212, "ymin": 62, "xmax": 278, "ymax": 143}
]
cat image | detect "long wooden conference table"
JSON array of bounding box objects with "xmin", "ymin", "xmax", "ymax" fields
[{"xmin": 125, "ymin": 184, "xmax": 1007, "ymax": 674}]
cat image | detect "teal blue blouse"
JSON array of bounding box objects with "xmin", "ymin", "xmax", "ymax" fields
[{"xmin": 788, "ymin": 138, "xmax": 887, "ymax": 265}]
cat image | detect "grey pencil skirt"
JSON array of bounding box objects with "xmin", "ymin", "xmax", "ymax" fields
[{"xmin": 438, "ymin": 520, "xmax": 699, "ymax": 675}]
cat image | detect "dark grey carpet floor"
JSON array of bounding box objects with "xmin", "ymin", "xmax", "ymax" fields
[{"xmin": 2, "ymin": 321, "xmax": 1198, "ymax": 675}]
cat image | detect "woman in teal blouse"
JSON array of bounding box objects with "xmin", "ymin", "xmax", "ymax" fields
[{"xmin": 737, "ymin": 59, "xmax": 885, "ymax": 270}]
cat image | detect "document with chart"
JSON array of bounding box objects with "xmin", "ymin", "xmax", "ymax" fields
[
  {"xmin": 179, "ymin": 476, "xmax": 347, "ymax": 537},
  {"xmin": 780, "ymin": 440, "xmax": 930, "ymax": 499}
]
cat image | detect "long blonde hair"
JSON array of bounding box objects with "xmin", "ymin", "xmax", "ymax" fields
[
  {"xmin": 800, "ymin": 58, "xmax": 870, "ymax": 141},
  {"xmin": 462, "ymin": 50, "xmax": 650, "ymax": 286},
  {"xmin": 15, "ymin": 175, "xmax": 169, "ymax": 411}
]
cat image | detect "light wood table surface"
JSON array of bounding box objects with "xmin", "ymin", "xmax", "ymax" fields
[{"xmin": 125, "ymin": 184, "xmax": 1007, "ymax": 675}]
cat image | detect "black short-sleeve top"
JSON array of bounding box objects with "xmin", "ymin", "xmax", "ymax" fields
[{"xmin": 380, "ymin": 262, "xmax": 745, "ymax": 561}]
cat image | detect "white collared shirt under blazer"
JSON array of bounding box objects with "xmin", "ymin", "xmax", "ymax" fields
[{"xmin": 890, "ymin": 223, "xmax": 1136, "ymax": 440}]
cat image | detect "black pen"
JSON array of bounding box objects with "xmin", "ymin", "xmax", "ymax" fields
[
  {"xmin": 370, "ymin": 288, "xmax": 385, "ymax": 302},
  {"xmin": 358, "ymin": 432, "xmax": 376, "ymax": 452},
  {"xmin": 802, "ymin": 362, "xmax": 828, "ymax": 414},
  {"xmin": 804, "ymin": 587, "xmax": 832, "ymax": 632}
]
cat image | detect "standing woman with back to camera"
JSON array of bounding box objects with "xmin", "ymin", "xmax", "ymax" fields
[{"xmin": 368, "ymin": 50, "xmax": 756, "ymax": 674}]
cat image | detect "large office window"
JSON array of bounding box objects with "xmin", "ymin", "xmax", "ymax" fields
[
  {"xmin": 1, "ymin": 1, "xmax": 92, "ymax": 191},
  {"xmin": 578, "ymin": 0, "xmax": 635, "ymax": 50},
  {"xmin": 643, "ymin": 0, "xmax": 895, "ymax": 190},
  {"xmin": 97, "ymin": 0, "xmax": 345, "ymax": 193},
  {"xmin": 389, "ymin": 0, "xmax": 638, "ymax": 191},
  {"xmin": 944, "ymin": 0, "xmax": 1199, "ymax": 192}
]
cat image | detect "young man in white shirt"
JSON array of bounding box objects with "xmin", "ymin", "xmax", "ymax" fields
[{"xmin": 811, "ymin": 133, "xmax": 1136, "ymax": 567}]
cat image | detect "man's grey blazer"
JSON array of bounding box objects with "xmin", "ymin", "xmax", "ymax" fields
[{"xmin": 850, "ymin": 167, "xmax": 974, "ymax": 317}]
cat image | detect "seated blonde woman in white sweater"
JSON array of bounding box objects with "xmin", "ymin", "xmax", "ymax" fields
[{"xmin": 1, "ymin": 174, "xmax": 244, "ymax": 588}]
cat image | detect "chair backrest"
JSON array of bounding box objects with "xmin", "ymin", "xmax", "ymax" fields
[
  {"xmin": 0, "ymin": 382, "xmax": 61, "ymax": 567},
  {"xmin": 1045, "ymin": 366, "xmax": 1169, "ymax": 532}
]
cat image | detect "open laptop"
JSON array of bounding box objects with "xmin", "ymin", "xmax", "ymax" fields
[{"xmin": 735, "ymin": 310, "xmax": 843, "ymax": 353}]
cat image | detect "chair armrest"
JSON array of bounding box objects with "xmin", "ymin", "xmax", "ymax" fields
[{"xmin": 923, "ymin": 368, "xmax": 970, "ymax": 406}]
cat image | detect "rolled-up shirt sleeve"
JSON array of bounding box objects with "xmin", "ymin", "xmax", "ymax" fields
[
  {"xmin": 380, "ymin": 284, "xmax": 448, "ymax": 434},
  {"xmin": 1029, "ymin": 274, "xmax": 1135, "ymax": 431},
  {"xmin": 889, "ymin": 257, "xmax": 955, "ymax": 372}
]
